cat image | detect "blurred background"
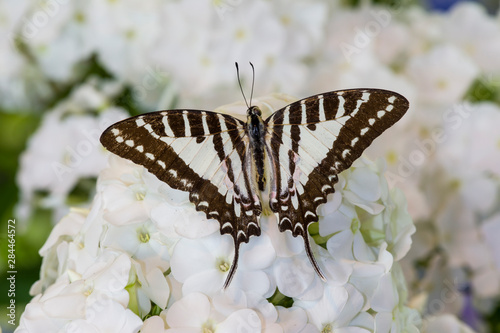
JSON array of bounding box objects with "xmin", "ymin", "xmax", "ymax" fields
[{"xmin": 1, "ymin": 0, "xmax": 500, "ymax": 331}]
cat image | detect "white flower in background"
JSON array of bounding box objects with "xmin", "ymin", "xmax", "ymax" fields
[
  {"xmin": 295, "ymin": 284, "xmax": 373, "ymax": 332},
  {"xmin": 20, "ymin": 1, "xmax": 96, "ymax": 82},
  {"xmin": 436, "ymin": 102, "xmax": 500, "ymax": 179},
  {"xmin": 406, "ymin": 45, "xmax": 479, "ymax": 105},
  {"xmin": 87, "ymin": 0, "xmax": 164, "ymax": 83},
  {"xmin": 442, "ymin": 2, "xmax": 500, "ymax": 73},
  {"xmin": 406, "ymin": 102, "xmax": 500, "ymax": 303},
  {"xmin": 421, "ymin": 314, "xmax": 475, "ymax": 333},
  {"xmin": 374, "ymin": 19, "xmax": 412, "ymax": 65},
  {"xmin": 269, "ymin": 0, "xmax": 327, "ymax": 59},
  {"xmin": 0, "ymin": 1, "xmax": 48, "ymax": 109},
  {"xmin": 16, "ymin": 81, "xmax": 129, "ymax": 223},
  {"xmin": 150, "ymin": 0, "xmax": 224, "ymax": 106}
]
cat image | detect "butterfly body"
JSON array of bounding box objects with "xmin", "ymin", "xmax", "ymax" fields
[
  {"xmin": 100, "ymin": 89, "xmax": 409, "ymax": 288},
  {"xmin": 247, "ymin": 106, "xmax": 267, "ymax": 192}
]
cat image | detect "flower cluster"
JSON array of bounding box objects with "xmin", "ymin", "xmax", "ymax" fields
[
  {"xmin": 8, "ymin": 0, "xmax": 500, "ymax": 331},
  {"xmin": 16, "ymin": 79, "xmax": 128, "ymax": 223}
]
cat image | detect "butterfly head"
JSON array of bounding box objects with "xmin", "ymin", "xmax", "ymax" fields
[{"xmin": 247, "ymin": 105, "xmax": 262, "ymax": 117}]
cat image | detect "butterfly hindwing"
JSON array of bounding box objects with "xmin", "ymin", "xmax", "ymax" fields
[
  {"xmin": 265, "ymin": 89, "xmax": 409, "ymax": 276},
  {"xmin": 100, "ymin": 110, "xmax": 262, "ymax": 287}
]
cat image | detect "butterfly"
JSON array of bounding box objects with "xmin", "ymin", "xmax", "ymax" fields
[{"xmin": 100, "ymin": 79, "xmax": 409, "ymax": 288}]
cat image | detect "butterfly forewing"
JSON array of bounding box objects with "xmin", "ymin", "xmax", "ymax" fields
[
  {"xmin": 100, "ymin": 110, "xmax": 263, "ymax": 286},
  {"xmin": 264, "ymin": 89, "xmax": 409, "ymax": 275}
]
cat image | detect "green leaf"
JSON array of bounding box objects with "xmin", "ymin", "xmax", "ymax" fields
[{"xmin": 267, "ymin": 288, "xmax": 294, "ymax": 308}]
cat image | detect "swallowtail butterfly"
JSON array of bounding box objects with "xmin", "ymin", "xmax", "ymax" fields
[{"xmin": 100, "ymin": 81, "xmax": 409, "ymax": 288}]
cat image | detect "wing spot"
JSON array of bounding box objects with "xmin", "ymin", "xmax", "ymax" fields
[
  {"xmin": 135, "ymin": 118, "xmax": 145, "ymax": 127},
  {"xmin": 281, "ymin": 205, "xmax": 289, "ymax": 211},
  {"xmin": 322, "ymin": 184, "xmax": 332, "ymax": 192},
  {"xmin": 169, "ymin": 169, "xmax": 177, "ymax": 177},
  {"xmin": 237, "ymin": 230, "xmax": 247, "ymax": 242},
  {"xmin": 388, "ymin": 96, "xmax": 396, "ymax": 103},
  {"xmin": 377, "ymin": 111, "xmax": 386, "ymax": 118},
  {"xmin": 280, "ymin": 217, "xmax": 291, "ymax": 225},
  {"xmin": 145, "ymin": 153, "xmax": 155, "ymax": 160},
  {"xmin": 305, "ymin": 211, "xmax": 316, "ymax": 218},
  {"xmin": 386, "ymin": 104, "xmax": 394, "ymax": 111},
  {"xmin": 248, "ymin": 221, "xmax": 259, "ymax": 230},
  {"xmin": 111, "ymin": 128, "xmax": 120, "ymax": 135},
  {"xmin": 157, "ymin": 160, "xmax": 166, "ymax": 169},
  {"xmin": 369, "ymin": 118, "xmax": 376, "ymax": 125},
  {"xmin": 198, "ymin": 201, "xmax": 208, "ymax": 208},
  {"xmin": 136, "ymin": 145, "xmax": 144, "ymax": 152},
  {"xmin": 125, "ymin": 140, "xmax": 134, "ymax": 147},
  {"xmin": 351, "ymin": 137, "xmax": 359, "ymax": 146},
  {"xmin": 360, "ymin": 127, "xmax": 369, "ymax": 135},
  {"xmin": 116, "ymin": 136, "xmax": 124, "ymax": 143},
  {"xmin": 210, "ymin": 211, "xmax": 219, "ymax": 217},
  {"xmin": 314, "ymin": 197, "xmax": 324, "ymax": 202},
  {"xmin": 328, "ymin": 174, "xmax": 338, "ymax": 182},
  {"xmin": 144, "ymin": 124, "xmax": 160, "ymax": 138},
  {"xmin": 342, "ymin": 149, "xmax": 350, "ymax": 159},
  {"xmin": 222, "ymin": 222, "xmax": 233, "ymax": 230},
  {"xmin": 180, "ymin": 179, "xmax": 188, "ymax": 186},
  {"xmin": 294, "ymin": 223, "xmax": 305, "ymax": 233}
]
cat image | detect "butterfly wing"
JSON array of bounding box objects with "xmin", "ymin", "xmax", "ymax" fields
[
  {"xmin": 264, "ymin": 89, "xmax": 409, "ymax": 277},
  {"xmin": 100, "ymin": 110, "xmax": 262, "ymax": 287}
]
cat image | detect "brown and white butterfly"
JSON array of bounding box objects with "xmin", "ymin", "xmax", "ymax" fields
[{"xmin": 100, "ymin": 88, "xmax": 409, "ymax": 288}]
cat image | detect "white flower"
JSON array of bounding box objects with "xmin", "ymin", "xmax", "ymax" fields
[
  {"xmin": 437, "ymin": 102, "xmax": 500, "ymax": 179},
  {"xmin": 164, "ymin": 292, "xmax": 274, "ymax": 332},
  {"xmin": 406, "ymin": 45, "xmax": 479, "ymax": 105},
  {"xmin": 18, "ymin": 252, "xmax": 136, "ymax": 333},
  {"xmin": 140, "ymin": 316, "xmax": 167, "ymax": 333},
  {"xmin": 63, "ymin": 301, "xmax": 143, "ymax": 333},
  {"xmin": 442, "ymin": 2, "xmax": 500, "ymax": 73},
  {"xmin": 16, "ymin": 82, "xmax": 129, "ymax": 223},
  {"xmin": 295, "ymin": 284, "xmax": 373, "ymax": 332},
  {"xmin": 86, "ymin": 0, "xmax": 164, "ymax": 83},
  {"xmin": 421, "ymin": 314, "xmax": 475, "ymax": 333},
  {"xmin": 276, "ymin": 306, "xmax": 308, "ymax": 333},
  {"xmin": 21, "ymin": 2, "xmax": 96, "ymax": 81},
  {"xmin": 170, "ymin": 231, "xmax": 276, "ymax": 296}
]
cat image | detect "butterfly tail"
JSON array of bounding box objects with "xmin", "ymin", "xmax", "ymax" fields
[
  {"xmin": 303, "ymin": 231, "xmax": 326, "ymax": 281},
  {"xmin": 223, "ymin": 241, "xmax": 240, "ymax": 289}
]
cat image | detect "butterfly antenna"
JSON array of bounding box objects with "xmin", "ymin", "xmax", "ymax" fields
[
  {"xmin": 249, "ymin": 62, "xmax": 255, "ymax": 107},
  {"xmin": 235, "ymin": 62, "xmax": 249, "ymax": 109}
]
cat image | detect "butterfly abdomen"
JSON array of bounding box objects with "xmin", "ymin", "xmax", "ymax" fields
[{"xmin": 247, "ymin": 106, "xmax": 267, "ymax": 191}]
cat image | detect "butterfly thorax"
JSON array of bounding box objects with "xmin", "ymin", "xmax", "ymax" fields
[{"xmin": 246, "ymin": 106, "xmax": 267, "ymax": 192}]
